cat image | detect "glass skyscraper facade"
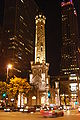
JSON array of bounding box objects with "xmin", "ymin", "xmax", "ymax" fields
[
  {"xmin": 61, "ymin": 1, "xmax": 80, "ymax": 76},
  {"xmin": 60, "ymin": 1, "xmax": 80, "ymax": 102},
  {"xmin": 0, "ymin": 0, "xmax": 39, "ymax": 79}
]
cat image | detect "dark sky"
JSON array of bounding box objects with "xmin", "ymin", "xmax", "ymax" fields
[
  {"xmin": 35, "ymin": 0, "xmax": 80, "ymax": 76},
  {"xmin": 0, "ymin": 0, "xmax": 80, "ymax": 77}
]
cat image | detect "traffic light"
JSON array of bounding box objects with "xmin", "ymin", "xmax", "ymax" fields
[
  {"xmin": 2, "ymin": 93, "xmax": 6, "ymax": 98},
  {"xmin": 48, "ymin": 91, "xmax": 51, "ymax": 98}
]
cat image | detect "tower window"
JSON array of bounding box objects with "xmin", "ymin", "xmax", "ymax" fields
[
  {"xmin": 41, "ymin": 26, "xmax": 42, "ymax": 29},
  {"xmin": 37, "ymin": 57, "xmax": 40, "ymax": 62},
  {"xmin": 41, "ymin": 46, "xmax": 43, "ymax": 51}
]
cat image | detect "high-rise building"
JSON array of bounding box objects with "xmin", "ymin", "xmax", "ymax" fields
[
  {"xmin": 0, "ymin": 0, "xmax": 39, "ymax": 79},
  {"xmin": 61, "ymin": 0, "xmax": 80, "ymax": 76},
  {"xmin": 60, "ymin": 0, "xmax": 80, "ymax": 103}
]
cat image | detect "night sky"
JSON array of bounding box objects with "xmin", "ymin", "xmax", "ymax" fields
[
  {"xmin": 35, "ymin": 0, "xmax": 80, "ymax": 76},
  {"xmin": 0, "ymin": 0, "xmax": 80, "ymax": 77}
]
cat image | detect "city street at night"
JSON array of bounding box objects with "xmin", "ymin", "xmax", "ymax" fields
[
  {"xmin": 0, "ymin": 110, "xmax": 80, "ymax": 120},
  {"xmin": 0, "ymin": 0, "xmax": 80, "ymax": 120}
]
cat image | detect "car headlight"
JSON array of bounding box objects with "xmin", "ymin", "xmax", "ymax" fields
[
  {"xmin": 7, "ymin": 108, "xmax": 10, "ymax": 111},
  {"xmin": 78, "ymin": 108, "xmax": 80, "ymax": 111},
  {"xmin": 24, "ymin": 109, "xmax": 28, "ymax": 112},
  {"xmin": 4, "ymin": 109, "xmax": 6, "ymax": 111},
  {"xmin": 20, "ymin": 109, "xmax": 23, "ymax": 111}
]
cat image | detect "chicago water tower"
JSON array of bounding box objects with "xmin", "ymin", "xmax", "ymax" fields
[{"xmin": 29, "ymin": 13, "xmax": 50, "ymax": 105}]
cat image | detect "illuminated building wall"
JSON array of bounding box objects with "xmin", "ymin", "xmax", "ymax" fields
[
  {"xmin": 0, "ymin": 0, "xmax": 39, "ymax": 78},
  {"xmin": 60, "ymin": 0, "xmax": 80, "ymax": 76}
]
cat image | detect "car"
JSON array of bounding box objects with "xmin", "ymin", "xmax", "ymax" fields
[
  {"xmin": 34, "ymin": 105, "xmax": 41, "ymax": 112},
  {"xmin": 23, "ymin": 106, "xmax": 36, "ymax": 113},
  {"xmin": 0, "ymin": 105, "xmax": 3, "ymax": 110},
  {"xmin": 78, "ymin": 106, "xmax": 80, "ymax": 112},
  {"xmin": 40, "ymin": 107, "xmax": 64, "ymax": 118},
  {"xmin": 4, "ymin": 105, "xmax": 11, "ymax": 112},
  {"xmin": 12, "ymin": 108, "xmax": 19, "ymax": 112},
  {"xmin": 19, "ymin": 108, "xmax": 24, "ymax": 112},
  {"xmin": 58, "ymin": 105, "xmax": 64, "ymax": 110},
  {"xmin": 4, "ymin": 108, "xmax": 11, "ymax": 112},
  {"xmin": 0, "ymin": 101, "xmax": 5, "ymax": 110},
  {"xmin": 4, "ymin": 104, "xmax": 14, "ymax": 112},
  {"xmin": 55, "ymin": 109, "xmax": 64, "ymax": 117}
]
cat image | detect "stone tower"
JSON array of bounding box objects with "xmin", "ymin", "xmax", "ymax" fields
[
  {"xmin": 29, "ymin": 13, "xmax": 50, "ymax": 105},
  {"xmin": 35, "ymin": 14, "xmax": 46, "ymax": 63}
]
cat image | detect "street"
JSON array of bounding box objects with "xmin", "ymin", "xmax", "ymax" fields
[{"xmin": 0, "ymin": 110, "xmax": 80, "ymax": 120}]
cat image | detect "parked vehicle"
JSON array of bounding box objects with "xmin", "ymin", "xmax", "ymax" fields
[
  {"xmin": 0, "ymin": 101, "xmax": 5, "ymax": 110},
  {"xmin": 12, "ymin": 108, "xmax": 19, "ymax": 112},
  {"xmin": 34, "ymin": 105, "xmax": 41, "ymax": 112},
  {"xmin": 23, "ymin": 106, "xmax": 36, "ymax": 113},
  {"xmin": 4, "ymin": 105, "xmax": 11, "ymax": 112}
]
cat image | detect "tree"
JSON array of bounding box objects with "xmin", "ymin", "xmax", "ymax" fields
[
  {"xmin": 7, "ymin": 76, "xmax": 31, "ymax": 104},
  {"xmin": 0, "ymin": 81, "xmax": 7, "ymax": 99},
  {"xmin": 59, "ymin": 81, "xmax": 71, "ymax": 105}
]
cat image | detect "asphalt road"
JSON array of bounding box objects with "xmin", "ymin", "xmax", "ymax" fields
[{"xmin": 0, "ymin": 110, "xmax": 80, "ymax": 120}]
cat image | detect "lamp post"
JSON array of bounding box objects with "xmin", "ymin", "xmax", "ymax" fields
[
  {"xmin": 7, "ymin": 64, "xmax": 12, "ymax": 81},
  {"xmin": 5, "ymin": 64, "xmax": 12, "ymax": 106}
]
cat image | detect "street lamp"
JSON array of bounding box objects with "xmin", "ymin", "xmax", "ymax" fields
[
  {"xmin": 7, "ymin": 64, "xmax": 12, "ymax": 81},
  {"xmin": 5, "ymin": 64, "xmax": 12, "ymax": 106}
]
